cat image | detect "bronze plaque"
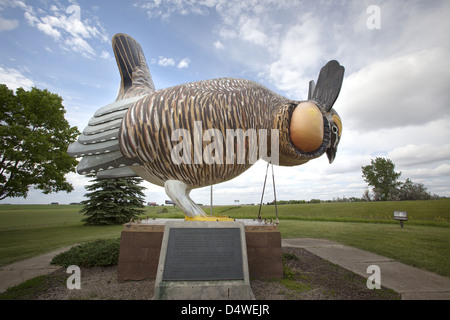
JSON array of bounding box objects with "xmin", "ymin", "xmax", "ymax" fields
[{"xmin": 162, "ymin": 228, "xmax": 243, "ymax": 281}]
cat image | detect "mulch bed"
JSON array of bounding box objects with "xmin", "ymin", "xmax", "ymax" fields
[{"xmin": 32, "ymin": 247, "xmax": 400, "ymax": 300}]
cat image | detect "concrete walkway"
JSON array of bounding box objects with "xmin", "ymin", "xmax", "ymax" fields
[
  {"xmin": 0, "ymin": 247, "xmax": 69, "ymax": 294},
  {"xmin": 282, "ymin": 238, "xmax": 450, "ymax": 300},
  {"xmin": 1, "ymin": 239, "xmax": 449, "ymax": 300}
]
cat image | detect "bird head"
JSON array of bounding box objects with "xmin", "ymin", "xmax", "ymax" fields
[
  {"xmin": 289, "ymin": 101, "xmax": 342, "ymax": 164},
  {"xmin": 275, "ymin": 60, "xmax": 344, "ymax": 166}
]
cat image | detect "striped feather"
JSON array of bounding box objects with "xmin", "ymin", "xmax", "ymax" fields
[
  {"xmin": 118, "ymin": 77, "xmax": 323, "ymax": 189},
  {"xmin": 112, "ymin": 33, "xmax": 155, "ymax": 101}
]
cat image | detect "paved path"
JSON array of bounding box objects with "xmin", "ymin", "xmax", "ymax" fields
[
  {"xmin": 1, "ymin": 239, "xmax": 449, "ymax": 300},
  {"xmin": 0, "ymin": 247, "xmax": 69, "ymax": 294},
  {"xmin": 282, "ymin": 238, "xmax": 450, "ymax": 300}
]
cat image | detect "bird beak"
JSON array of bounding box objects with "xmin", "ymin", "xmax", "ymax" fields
[
  {"xmin": 326, "ymin": 115, "xmax": 341, "ymax": 164},
  {"xmin": 326, "ymin": 147, "xmax": 336, "ymax": 164}
]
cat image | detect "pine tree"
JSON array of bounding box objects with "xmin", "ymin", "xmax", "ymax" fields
[{"xmin": 80, "ymin": 175, "xmax": 146, "ymax": 225}]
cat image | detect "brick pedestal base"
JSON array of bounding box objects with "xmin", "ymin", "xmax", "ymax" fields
[{"xmin": 117, "ymin": 220, "xmax": 283, "ymax": 281}]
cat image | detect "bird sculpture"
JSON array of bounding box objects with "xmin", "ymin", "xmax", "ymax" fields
[{"xmin": 68, "ymin": 33, "xmax": 344, "ymax": 221}]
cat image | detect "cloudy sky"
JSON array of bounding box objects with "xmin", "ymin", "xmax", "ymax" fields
[{"xmin": 0, "ymin": 0, "xmax": 449, "ymax": 205}]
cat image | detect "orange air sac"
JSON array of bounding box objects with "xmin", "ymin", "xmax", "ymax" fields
[{"xmin": 290, "ymin": 102, "xmax": 324, "ymax": 152}]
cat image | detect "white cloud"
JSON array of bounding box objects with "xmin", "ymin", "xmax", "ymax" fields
[
  {"xmin": 158, "ymin": 56, "xmax": 175, "ymax": 67},
  {"xmin": 238, "ymin": 16, "xmax": 268, "ymax": 46},
  {"xmin": 177, "ymin": 58, "xmax": 190, "ymax": 69},
  {"xmin": 24, "ymin": 11, "xmax": 39, "ymax": 25},
  {"xmin": 0, "ymin": 16, "xmax": 19, "ymax": 31},
  {"xmin": 100, "ymin": 50, "xmax": 112, "ymax": 60},
  {"xmin": 155, "ymin": 56, "xmax": 190, "ymax": 69},
  {"xmin": 388, "ymin": 144, "xmax": 450, "ymax": 168},
  {"xmin": 336, "ymin": 47, "xmax": 450, "ymax": 133},
  {"xmin": 64, "ymin": 36, "xmax": 95, "ymax": 58},
  {"xmin": 0, "ymin": 66, "xmax": 34, "ymax": 90},
  {"xmin": 65, "ymin": 172, "xmax": 92, "ymax": 190},
  {"xmin": 402, "ymin": 164, "xmax": 450, "ymax": 180},
  {"xmin": 18, "ymin": 3, "xmax": 108, "ymax": 59},
  {"xmin": 268, "ymin": 14, "xmax": 323, "ymax": 96},
  {"xmin": 213, "ymin": 40, "xmax": 224, "ymax": 50},
  {"xmin": 136, "ymin": 0, "xmax": 216, "ymax": 19},
  {"xmin": 36, "ymin": 18, "xmax": 62, "ymax": 40}
]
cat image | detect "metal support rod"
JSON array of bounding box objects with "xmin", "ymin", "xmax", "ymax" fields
[
  {"xmin": 210, "ymin": 185, "xmax": 213, "ymax": 215},
  {"xmin": 271, "ymin": 163, "xmax": 278, "ymax": 222},
  {"xmin": 258, "ymin": 161, "xmax": 270, "ymax": 220}
]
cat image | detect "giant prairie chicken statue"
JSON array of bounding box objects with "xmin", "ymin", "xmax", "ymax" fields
[{"xmin": 68, "ymin": 33, "xmax": 344, "ymax": 221}]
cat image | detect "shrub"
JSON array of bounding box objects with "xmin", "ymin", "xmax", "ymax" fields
[{"xmin": 51, "ymin": 238, "xmax": 120, "ymax": 267}]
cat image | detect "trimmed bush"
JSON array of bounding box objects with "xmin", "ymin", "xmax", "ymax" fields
[{"xmin": 51, "ymin": 238, "xmax": 120, "ymax": 267}]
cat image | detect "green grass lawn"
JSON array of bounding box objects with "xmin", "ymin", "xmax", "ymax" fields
[
  {"xmin": 279, "ymin": 220, "xmax": 450, "ymax": 277},
  {"xmin": 0, "ymin": 200, "xmax": 449, "ymax": 277},
  {"xmin": 142, "ymin": 199, "xmax": 450, "ymax": 226},
  {"xmin": 0, "ymin": 205, "xmax": 123, "ymax": 266}
]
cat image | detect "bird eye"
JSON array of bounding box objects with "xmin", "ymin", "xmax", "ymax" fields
[
  {"xmin": 332, "ymin": 115, "xmax": 342, "ymax": 137},
  {"xmin": 332, "ymin": 125, "xmax": 338, "ymax": 134}
]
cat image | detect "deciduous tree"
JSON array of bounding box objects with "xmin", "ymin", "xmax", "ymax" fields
[
  {"xmin": 0, "ymin": 84, "xmax": 79, "ymax": 200},
  {"xmin": 361, "ymin": 157, "xmax": 401, "ymax": 201},
  {"xmin": 397, "ymin": 178, "xmax": 431, "ymax": 200}
]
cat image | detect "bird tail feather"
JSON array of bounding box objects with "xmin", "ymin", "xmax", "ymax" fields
[
  {"xmin": 310, "ymin": 60, "xmax": 344, "ymax": 111},
  {"xmin": 113, "ymin": 33, "xmax": 155, "ymax": 101}
]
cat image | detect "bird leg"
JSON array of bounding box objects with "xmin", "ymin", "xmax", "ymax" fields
[{"xmin": 164, "ymin": 180, "xmax": 234, "ymax": 221}]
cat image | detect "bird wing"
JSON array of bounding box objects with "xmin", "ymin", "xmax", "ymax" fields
[
  {"xmin": 67, "ymin": 34, "xmax": 155, "ymax": 178},
  {"xmin": 67, "ymin": 95, "xmax": 145, "ymax": 176}
]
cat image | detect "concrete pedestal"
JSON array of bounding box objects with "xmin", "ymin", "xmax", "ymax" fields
[{"xmin": 117, "ymin": 219, "xmax": 282, "ymax": 281}]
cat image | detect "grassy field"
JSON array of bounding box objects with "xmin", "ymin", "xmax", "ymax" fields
[
  {"xmin": 146, "ymin": 200, "xmax": 450, "ymax": 226},
  {"xmin": 0, "ymin": 199, "xmax": 449, "ymax": 277}
]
